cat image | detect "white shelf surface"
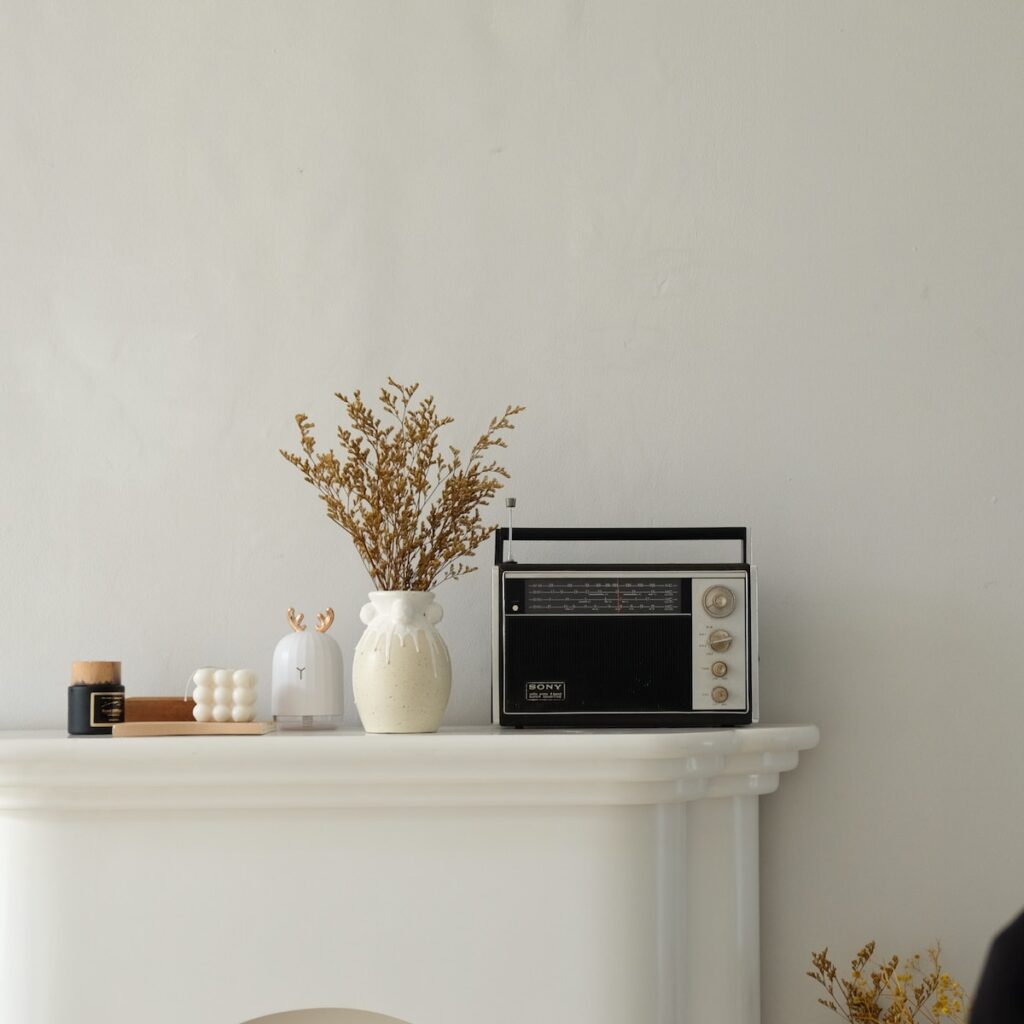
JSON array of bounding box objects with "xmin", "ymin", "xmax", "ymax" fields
[{"xmin": 0, "ymin": 724, "xmax": 819, "ymax": 810}]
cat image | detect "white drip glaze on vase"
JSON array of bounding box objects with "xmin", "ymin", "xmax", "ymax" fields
[{"xmin": 356, "ymin": 594, "xmax": 448, "ymax": 679}]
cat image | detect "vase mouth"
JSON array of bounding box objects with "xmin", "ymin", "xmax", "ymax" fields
[{"xmin": 368, "ymin": 590, "xmax": 438, "ymax": 605}]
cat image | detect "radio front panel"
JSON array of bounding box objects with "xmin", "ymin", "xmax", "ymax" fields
[{"xmin": 495, "ymin": 569, "xmax": 753, "ymax": 727}]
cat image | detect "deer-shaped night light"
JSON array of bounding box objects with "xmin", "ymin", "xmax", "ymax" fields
[{"xmin": 271, "ymin": 607, "xmax": 344, "ymax": 729}]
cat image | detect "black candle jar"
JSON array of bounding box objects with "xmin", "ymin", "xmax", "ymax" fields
[{"xmin": 68, "ymin": 661, "xmax": 125, "ymax": 735}]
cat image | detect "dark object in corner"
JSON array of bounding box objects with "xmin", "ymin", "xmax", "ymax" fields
[{"xmin": 971, "ymin": 907, "xmax": 1024, "ymax": 1023}]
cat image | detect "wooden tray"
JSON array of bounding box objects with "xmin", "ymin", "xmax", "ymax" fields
[{"xmin": 112, "ymin": 721, "xmax": 276, "ymax": 737}]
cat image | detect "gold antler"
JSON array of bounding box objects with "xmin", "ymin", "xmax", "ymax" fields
[
  {"xmin": 316, "ymin": 608, "xmax": 335, "ymax": 633},
  {"xmin": 287, "ymin": 608, "xmax": 306, "ymax": 632}
]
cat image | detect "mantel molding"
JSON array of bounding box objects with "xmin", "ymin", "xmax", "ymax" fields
[{"xmin": 0, "ymin": 725, "xmax": 818, "ymax": 811}]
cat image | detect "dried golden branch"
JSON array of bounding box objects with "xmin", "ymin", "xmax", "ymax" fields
[
  {"xmin": 808, "ymin": 943, "xmax": 968, "ymax": 1024},
  {"xmin": 281, "ymin": 379, "xmax": 524, "ymax": 591}
]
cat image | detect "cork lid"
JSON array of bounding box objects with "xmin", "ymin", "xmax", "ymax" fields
[{"xmin": 70, "ymin": 661, "xmax": 121, "ymax": 685}]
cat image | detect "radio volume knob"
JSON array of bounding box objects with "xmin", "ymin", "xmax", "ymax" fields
[
  {"xmin": 703, "ymin": 586, "xmax": 736, "ymax": 618},
  {"xmin": 711, "ymin": 661, "xmax": 728, "ymax": 678},
  {"xmin": 708, "ymin": 629, "xmax": 733, "ymax": 652},
  {"xmin": 711, "ymin": 685, "xmax": 730, "ymax": 704}
]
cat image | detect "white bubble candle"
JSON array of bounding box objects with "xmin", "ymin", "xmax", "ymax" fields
[{"xmin": 191, "ymin": 668, "xmax": 258, "ymax": 723}]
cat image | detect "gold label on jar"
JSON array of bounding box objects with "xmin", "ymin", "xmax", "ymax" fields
[{"xmin": 90, "ymin": 691, "xmax": 125, "ymax": 727}]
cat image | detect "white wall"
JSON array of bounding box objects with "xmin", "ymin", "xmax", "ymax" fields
[{"xmin": 3, "ymin": 1, "xmax": 1022, "ymax": 1020}]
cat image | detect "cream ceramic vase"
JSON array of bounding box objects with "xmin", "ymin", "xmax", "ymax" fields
[{"xmin": 352, "ymin": 591, "xmax": 452, "ymax": 734}]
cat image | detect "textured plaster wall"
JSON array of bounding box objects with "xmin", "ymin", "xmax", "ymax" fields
[{"xmin": 3, "ymin": 2, "xmax": 1023, "ymax": 1021}]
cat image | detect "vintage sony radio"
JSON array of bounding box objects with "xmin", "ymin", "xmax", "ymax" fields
[{"xmin": 492, "ymin": 527, "xmax": 758, "ymax": 728}]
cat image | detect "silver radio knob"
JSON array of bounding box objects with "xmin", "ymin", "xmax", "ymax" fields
[
  {"xmin": 711, "ymin": 661, "xmax": 728, "ymax": 678},
  {"xmin": 711, "ymin": 685, "xmax": 729, "ymax": 704},
  {"xmin": 703, "ymin": 585, "xmax": 736, "ymax": 618},
  {"xmin": 708, "ymin": 629, "xmax": 733, "ymax": 652}
]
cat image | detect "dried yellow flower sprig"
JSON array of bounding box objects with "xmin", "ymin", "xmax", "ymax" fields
[
  {"xmin": 281, "ymin": 378, "xmax": 524, "ymax": 592},
  {"xmin": 809, "ymin": 942, "xmax": 968, "ymax": 1024}
]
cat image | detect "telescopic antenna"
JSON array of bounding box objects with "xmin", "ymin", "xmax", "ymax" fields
[{"xmin": 505, "ymin": 497, "xmax": 516, "ymax": 563}]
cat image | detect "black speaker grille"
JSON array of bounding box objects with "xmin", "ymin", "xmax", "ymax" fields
[{"xmin": 503, "ymin": 616, "xmax": 692, "ymax": 713}]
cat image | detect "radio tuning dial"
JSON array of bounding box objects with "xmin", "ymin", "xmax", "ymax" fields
[
  {"xmin": 703, "ymin": 585, "xmax": 736, "ymax": 618},
  {"xmin": 711, "ymin": 685, "xmax": 730, "ymax": 704},
  {"xmin": 708, "ymin": 629, "xmax": 733, "ymax": 652},
  {"xmin": 711, "ymin": 661, "xmax": 728, "ymax": 678}
]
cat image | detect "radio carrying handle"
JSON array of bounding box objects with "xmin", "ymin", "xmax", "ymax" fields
[{"xmin": 493, "ymin": 527, "xmax": 749, "ymax": 566}]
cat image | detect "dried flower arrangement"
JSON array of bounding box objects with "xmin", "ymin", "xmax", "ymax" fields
[
  {"xmin": 281, "ymin": 378, "xmax": 524, "ymax": 592},
  {"xmin": 809, "ymin": 942, "xmax": 968, "ymax": 1023}
]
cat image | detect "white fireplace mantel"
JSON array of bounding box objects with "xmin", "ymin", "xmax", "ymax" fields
[{"xmin": 0, "ymin": 725, "xmax": 818, "ymax": 1024}]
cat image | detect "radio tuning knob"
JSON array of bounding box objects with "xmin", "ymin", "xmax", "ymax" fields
[
  {"xmin": 703, "ymin": 586, "xmax": 736, "ymax": 618},
  {"xmin": 708, "ymin": 629, "xmax": 733, "ymax": 652},
  {"xmin": 711, "ymin": 685, "xmax": 729, "ymax": 704},
  {"xmin": 711, "ymin": 661, "xmax": 728, "ymax": 678}
]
